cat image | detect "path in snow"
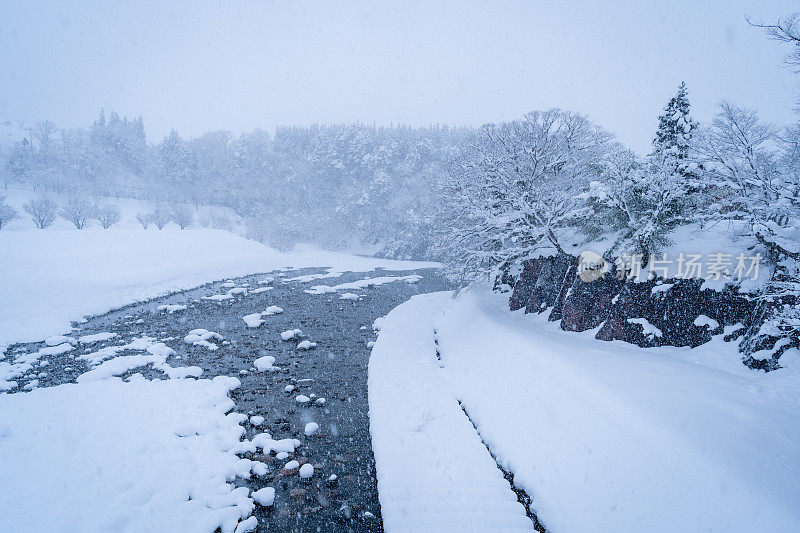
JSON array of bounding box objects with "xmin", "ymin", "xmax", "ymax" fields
[{"xmin": 3, "ymin": 266, "xmax": 449, "ymax": 532}]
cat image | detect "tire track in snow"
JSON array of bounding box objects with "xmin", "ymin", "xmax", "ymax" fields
[{"xmin": 458, "ymin": 402, "xmax": 547, "ymax": 532}]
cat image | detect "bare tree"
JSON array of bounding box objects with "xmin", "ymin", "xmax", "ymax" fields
[
  {"xmin": 96, "ymin": 204, "xmax": 122, "ymax": 229},
  {"xmin": 749, "ymin": 13, "xmax": 800, "ymax": 69},
  {"xmin": 23, "ymin": 198, "xmax": 58, "ymax": 229},
  {"xmin": 135, "ymin": 212, "xmax": 152, "ymax": 229},
  {"xmin": 170, "ymin": 204, "xmax": 193, "ymax": 229},
  {"xmin": 0, "ymin": 195, "xmax": 20, "ymax": 229},
  {"xmin": 151, "ymin": 205, "xmax": 171, "ymax": 230},
  {"xmin": 60, "ymin": 197, "xmax": 95, "ymax": 229},
  {"xmin": 33, "ymin": 120, "xmax": 57, "ymax": 153}
]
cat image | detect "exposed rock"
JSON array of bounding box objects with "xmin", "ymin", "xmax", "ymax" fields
[
  {"xmin": 289, "ymin": 488, "xmax": 307, "ymax": 499},
  {"xmin": 509, "ymin": 254, "xmax": 758, "ymax": 353}
]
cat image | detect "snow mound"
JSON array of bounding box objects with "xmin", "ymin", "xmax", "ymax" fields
[
  {"xmin": 627, "ymin": 317, "xmax": 663, "ymax": 338},
  {"xmin": 242, "ymin": 314, "xmax": 265, "ymax": 328},
  {"xmin": 184, "ymin": 329, "xmax": 224, "ymax": 350},
  {"xmin": 0, "ymin": 376, "xmax": 259, "ymax": 532},
  {"xmin": 45, "ymin": 335, "xmax": 77, "ymax": 346},
  {"xmin": 77, "ymin": 331, "xmax": 117, "ymax": 344},
  {"xmin": 299, "ymin": 463, "xmax": 314, "ymax": 479},
  {"xmin": 304, "ymin": 275, "xmax": 423, "ymax": 295},
  {"xmin": 253, "ymin": 356, "xmax": 276, "ymax": 372},
  {"xmin": 280, "ymin": 328, "xmax": 302, "ymax": 341},
  {"xmin": 297, "ymin": 340, "xmax": 317, "ymax": 350},
  {"xmin": 262, "ymin": 305, "xmax": 284, "ymax": 316},
  {"xmin": 251, "ymin": 487, "xmax": 275, "ymax": 507},
  {"xmin": 694, "ymin": 315, "xmax": 720, "ymax": 329},
  {"xmin": 157, "ymin": 304, "xmax": 188, "ymax": 313},
  {"xmin": 248, "ymin": 287, "xmax": 273, "ymax": 294}
]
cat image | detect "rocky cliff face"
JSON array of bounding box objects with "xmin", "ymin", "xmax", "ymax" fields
[{"xmin": 503, "ymin": 254, "xmax": 764, "ymax": 363}]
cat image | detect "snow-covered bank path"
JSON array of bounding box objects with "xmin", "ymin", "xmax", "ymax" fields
[
  {"xmin": 371, "ymin": 286, "xmax": 800, "ymax": 533},
  {"xmin": 1, "ymin": 266, "xmax": 448, "ymax": 532},
  {"xmin": 369, "ymin": 292, "xmax": 535, "ymax": 532}
]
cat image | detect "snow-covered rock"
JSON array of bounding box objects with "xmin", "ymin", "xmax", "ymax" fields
[
  {"xmin": 253, "ymin": 356, "xmax": 276, "ymax": 372},
  {"xmin": 157, "ymin": 304, "xmax": 187, "ymax": 313},
  {"xmin": 184, "ymin": 329, "xmax": 223, "ymax": 350},
  {"xmin": 694, "ymin": 315, "xmax": 720, "ymax": 329},
  {"xmin": 299, "ymin": 463, "xmax": 314, "ymax": 479},
  {"xmin": 243, "ymin": 313, "xmax": 265, "ymax": 328},
  {"xmin": 280, "ymin": 328, "xmax": 302, "ymax": 341},
  {"xmin": 297, "ymin": 340, "xmax": 317, "ymax": 350},
  {"xmin": 77, "ymin": 332, "xmax": 117, "ymax": 344},
  {"xmin": 251, "ymin": 487, "xmax": 275, "ymax": 507},
  {"xmin": 44, "ymin": 335, "xmax": 77, "ymax": 347}
]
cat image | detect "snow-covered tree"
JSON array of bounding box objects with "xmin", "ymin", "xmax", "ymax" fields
[
  {"xmin": 60, "ymin": 197, "xmax": 95, "ymax": 229},
  {"xmin": 698, "ymin": 103, "xmax": 792, "ymax": 250},
  {"xmin": 170, "ymin": 204, "xmax": 193, "ymax": 229},
  {"xmin": 0, "ymin": 195, "xmax": 20, "ymax": 229},
  {"xmin": 95, "ymin": 204, "xmax": 121, "ymax": 229},
  {"xmin": 151, "ymin": 205, "xmax": 171, "ymax": 230},
  {"xmin": 750, "ymin": 13, "xmax": 800, "ymax": 69},
  {"xmin": 438, "ymin": 110, "xmax": 612, "ymax": 278},
  {"xmin": 135, "ymin": 212, "xmax": 152, "ymax": 229},
  {"xmin": 653, "ymin": 83, "xmax": 697, "ymax": 163},
  {"xmin": 23, "ymin": 198, "xmax": 58, "ymax": 229},
  {"xmin": 3, "ymin": 139, "xmax": 31, "ymax": 189}
]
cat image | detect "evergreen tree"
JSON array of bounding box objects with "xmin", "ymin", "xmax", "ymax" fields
[{"xmin": 653, "ymin": 82, "xmax": 696, "ymax": 164}]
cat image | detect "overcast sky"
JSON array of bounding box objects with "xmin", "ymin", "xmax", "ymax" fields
[{"xmin": 1, "ymin": 0, "xmax": 797, "ymax": 153}]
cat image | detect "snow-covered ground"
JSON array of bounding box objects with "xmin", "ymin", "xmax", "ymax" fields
[
  {"xmin": 369, "ymin": 292, "xmax": 534, "ymax": 532},
  {"xmin": 0, "ymin": 375, "xmax": 256, "ymax": 532},
  {"xmin": 370, "ymin": 286, "xmax": 800, "ymax": 532},
  {"xmin": 0, "ymin": 202, "xmax": 437, "ymax": 348}
]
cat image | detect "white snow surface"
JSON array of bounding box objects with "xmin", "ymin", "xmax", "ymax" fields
[
  {"xmin": 304, "ymin": 275, "xmax": 422, "ymax": 295},
  {"xmin": 280, "ymin": 328, "xmax": 302, "ymax": 340},
  {"xmin": 77, "ymin": 331, "xmax": 117, "ymax": 344},
  {"xmin": 0, "ymin": 375, "xmax": 259, "ymax": 532},
  {"xmin": 242, "ymin": 314, "xmax": 265, "ymax": 328},
  {"xmin": 368, "ymin": 291, "xmax": 534, "ymax": 532},
  {"xmin": 409, "ymin": 286, "xmax": 800, "ymax": 533},
  {"xmin": 0, "ymin": 227, "xmax": 438, "ymax": 348},
  {"xmin": 253, "ymin": 356, "xmax": 276, "ymax": 372},
  {"xmin": 251, "ymin": 487, "xmax": 275, "ymax": 507}
]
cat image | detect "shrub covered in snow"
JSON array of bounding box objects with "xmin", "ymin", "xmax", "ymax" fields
[
  {"xmin": 135, "ymin": 211, "xmax": 152, "ymax": 229},
  {"xmin": 170, "ymin": 203, "xmax": 193, "ymax": 229},
  {"xmin": 151, "ymin": 205, "xmax": 170, "ymax": 230},
  {"xmin": 95, "ymin": 204, "xmax": 121, "ymax": 229},
  {"xmin": 60, "ymin": 197, "xmax": 95, "ymax": 229},
  {"xmin": 22, "ymin": 198, "xmax": 58, "ymax": 229}
]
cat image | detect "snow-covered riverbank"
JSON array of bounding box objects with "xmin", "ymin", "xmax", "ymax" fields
[
  {"xmin": 0, "ymin": 227, "xmax": 437, "ymax": 348},
  {"xmin": 369, "ymin": 286, "xmax": 800, "ymax": 532}
]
